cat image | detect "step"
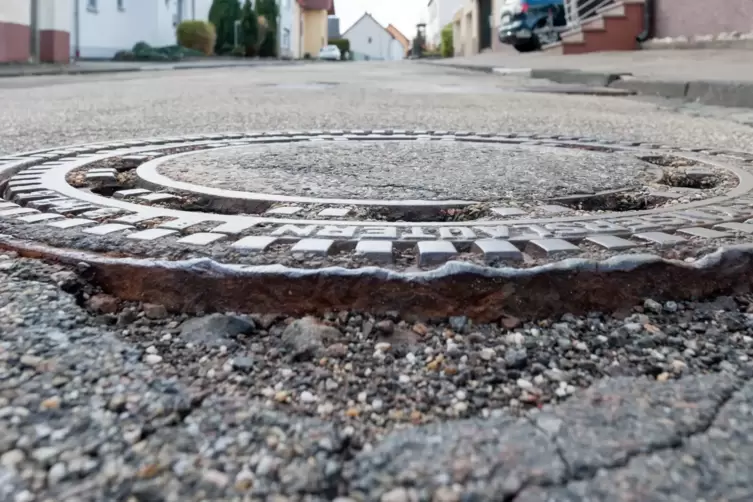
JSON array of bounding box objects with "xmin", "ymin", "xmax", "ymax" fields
[
  {"xmin": 556, "ymin": 1, "xmax": 645, "ymax": 55},
  {"xmin": 561, "ymin": 15, "xmax": 604, "ymax": 39},
  {"xmin": 597, "ymin": 2, "xmax": 624, "ymax": 17},
  {"xmin": 541, "ymin": 41, "xmax": 564, "ymax": 54},
  {"xmin": 582, "ymin": 16, "xmax": 606, "ymax": 31},
  {"xmin": 561, "ymin": 29, "xmax": 585, "ymax": 43}
]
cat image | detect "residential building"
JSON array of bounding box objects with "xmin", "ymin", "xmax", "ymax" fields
[
  {"xmin": 328, "ymin": 15, "xmax": 340, "ymax": 39},
  {"xmin": 278, "ymin": 0, "xmax": 294, "ymax": 58},
  {"xmin": 0, "ymin": 0, "xmax": 33, "ymax": 63},
  {"xmin": 71, "ymin": 0, "xmax": 183, "ymax": 60},
  {"xmin": 426, "ymin": 0, "xmax": 461, "ymax": 49},
  {"xmin": 451, "ymin": 0, "xmax": 498, "ymax": 56},
  {"xmin": 0, "ymin": 0, "xmax": 334, "ymax": 64},
  {"xmin": 179, "ymin": 0, "xmax": 214, "ymax": 21},
  {"xmin": 294, "ymin": 0, "xmax": 334, "ymax": 58},
  {"xmin": 385, "ymin": 23, "xmax": 410, "ymax": 57},
  {"xmin": 341, "ymin": 12, "xmax": 405, "ymax": 61},
  {"xmin": 0, "ymin": 0, "xmax": 72, "ymax": 63}
]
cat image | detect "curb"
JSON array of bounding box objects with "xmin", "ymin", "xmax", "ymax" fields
[
  {"xmin": 427, "ymin": 61, "xmax": 622, "ymax": 87},
  {"xmin": 431, "ymin": 61, "xmax": 753, "ymax": 109},
  {"xmin": 0, "ymin": 61, "xmax": 298, "ymax": 79},
  {"xmin": 530, "ymin": 68, "xmax": 624, "ymax": 87},
  {"xmin": 0, "ymin": 67, "xmax": 144, "ymax": 78},
  {"xmin": 608, "ymin": 78, "xmax": 689, "ymax": 99},
  {"xmin": 611, "ymin": 77, "xmax": 753, "ymax": 108}
]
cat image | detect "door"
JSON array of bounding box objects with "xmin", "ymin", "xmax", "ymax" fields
[{"xmin": 478, "ymin": 0, "xmax": 492, "ymax": 50}]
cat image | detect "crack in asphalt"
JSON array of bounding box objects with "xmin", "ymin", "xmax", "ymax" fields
[{"xmin": 509, "ymin": 376, "xmax": 748, "ymax": 501}]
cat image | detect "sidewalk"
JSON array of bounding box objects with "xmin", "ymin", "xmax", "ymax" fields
[
  {"xmin": 432, "ymin": 49, "xmax": 753, "ymax": 108},
  {"xmin": 0, "ymin": 59, "xmax": 299, "ymax": 78}
]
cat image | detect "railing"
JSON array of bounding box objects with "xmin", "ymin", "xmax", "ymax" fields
[{"xmin": 563, "ymin": 0, "xmax": 615, "ymax": 26}]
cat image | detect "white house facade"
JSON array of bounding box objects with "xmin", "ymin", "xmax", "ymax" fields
[
  {"xmin": 341, "ymin": 13, "xmax": 405, "ymax": 61},
  {"xmin": 426, "ymin": 0, "xmax": 461, "ymax": 48},
  {"xmin": 277, "ymin": 0, "xmax": 294, "ymax": 58},
  {"xmin": 71, "ymin": 0, "xmax": 293, "ymax": 59},
  {"xmin": 72, "ymin": 0, "xmax": 191, "ymax": 59}
]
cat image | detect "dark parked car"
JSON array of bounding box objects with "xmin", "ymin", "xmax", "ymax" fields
[{"xmin": 498, "ymin": 0, "xmax": 567, "ymax": 52}]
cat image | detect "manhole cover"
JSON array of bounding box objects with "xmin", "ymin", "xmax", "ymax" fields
[
  {"xmin": 155, "ymin": 140, "xmax": 658, "ymax": 201},
  {"xmin": 3, "ymin": 130, "xmax": 753, "ymax": 319}
]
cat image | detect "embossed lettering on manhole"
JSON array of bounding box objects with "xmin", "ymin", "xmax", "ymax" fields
[{"xmin": 2, "ymin": 130, "xmax": 753, "ymax": 270}]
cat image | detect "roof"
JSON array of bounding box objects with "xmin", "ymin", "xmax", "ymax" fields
[
  {"xmin": 297, "ymin": 0, "xmax": 335, "ymax": 15},
  {"xmin": 386, "ymin": 24, "xmax": 410, "ymax": 50},
  {"xmin": 342, "ymin": 12, "xmax": 395, "ymax": 41}
]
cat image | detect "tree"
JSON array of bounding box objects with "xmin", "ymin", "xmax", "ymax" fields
[
  {"xmin": 239, "ymin": 0, "xmax": 259, "ymax": 56},
  {"xmin": 255, "ymin": 0, "xmax": 279, "ymax": 57},
  {"xmin": 209, "ymin": 0, "xmax": 242, "ymax": 54},
  {"xmin": 440, "ymin": 24, "xmax": 453, "ymax": 57}
]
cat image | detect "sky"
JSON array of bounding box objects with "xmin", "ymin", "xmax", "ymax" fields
[{"xmin": 334, "ymin": 0, "xmax": 425, "ymax": 39}]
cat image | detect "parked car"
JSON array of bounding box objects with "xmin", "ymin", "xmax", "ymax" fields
[
  {"xmin": 318, "ymin": 45, "xmax": 342, "ymax": 61},
  {"xmin": 498, "ymin": 0, "xmax": 567, "ymax": 52}
]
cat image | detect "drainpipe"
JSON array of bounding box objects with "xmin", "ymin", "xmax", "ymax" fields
[
  {"xmin": 30, "ymin": 0, "xmax": 39, "ymax": 63},
  {"xmin": 636, "ymin": 0, "xmax": 654, "ymax": 43},
  {"xmin": 74, "ymin": 0, "xmax": 81, "ymax": 60}
]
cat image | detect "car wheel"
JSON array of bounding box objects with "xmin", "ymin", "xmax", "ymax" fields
[{"xmin": 513, "ymin": 35, "xmax": 540, "ymax": 52}]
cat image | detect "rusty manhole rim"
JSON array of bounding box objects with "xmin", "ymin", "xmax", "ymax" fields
[{"xmin": 3, "ymin": 234, "xmax": 753, "ymax": 321}]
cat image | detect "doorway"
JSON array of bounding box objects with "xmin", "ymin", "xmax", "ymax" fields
[{"xmin": 477, "ymin": 0, "xmax": 492, "ymax": 51}]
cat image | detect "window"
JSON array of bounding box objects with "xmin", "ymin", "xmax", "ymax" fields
[
  {"xmin": 368, "ymin": 36, "xmax": 372, "ymax": 43},
  {"xmin": 87, "ymin": 0, "xmax": 98, "ymax": 12},
  {"xmin": 117, "ymin": 0, "xmax": 125, "ymax": 11}
]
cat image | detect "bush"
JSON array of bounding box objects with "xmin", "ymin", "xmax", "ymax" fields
[
  {"xmin": 328, "ymin": 38, "xmax": 350, "ymax": 59},
  {"xmin": 115, "ymin": 42, "xmax": 206, "ymax": 62},
  {"xmin": 239, "ymin": 0, "xmax": 258, "ymax": 56},
  {"xmin": 176, "ymin": 20, "xmax": 216, "ymax": 55},
  {"xmin": 209, "ymin": 0, "xmax": 242, "ymax": 54},
  {"xmin": 112, "ymin": 50, "xmax": 135, "ymax": 61},
  {"xmin": 440, "ymin": 24, "xmax": 453, "ymax": 57}
]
